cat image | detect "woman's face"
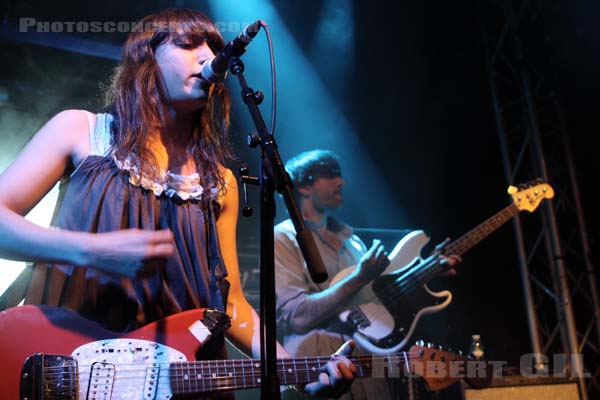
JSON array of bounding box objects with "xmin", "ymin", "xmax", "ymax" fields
[{"xmin": 154, "ymin": 34, "xmax": 216, "ymax": 111}]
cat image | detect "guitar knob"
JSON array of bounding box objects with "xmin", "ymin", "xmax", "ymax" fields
[
  {"xmin": 438, "ymin": 345, "xmax": 444, "ymax": 350},
  {"xmin": 416, "ymin": 339, "xmax": 425, "ymax": 346},
  {"xmin": 427, "ymin": 342, "xmax": 434, "ymax": 348}
]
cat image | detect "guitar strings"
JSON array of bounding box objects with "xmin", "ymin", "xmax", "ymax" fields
[
  {"xmin": 352, "ymin": 255, "xmax": 443, "ymax": 319},
  {"xmin": 38, "ymin": 353, "xmax": 423, "ymax": 396},
  {"xmin": 40, "ymin": 369, "xmax": 413, "ymax": 394},
  {"xmin": 39, "ymin": 353, "xmax": 416, "ymax": 385},
  {"xmin": 40, "ymin": 353, "xmax": 416, "ymax": 375}
]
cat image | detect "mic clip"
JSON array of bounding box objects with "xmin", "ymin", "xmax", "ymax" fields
[{"xmin": 239, "ymin": 165, "xmax": 259, "ymax": 217}]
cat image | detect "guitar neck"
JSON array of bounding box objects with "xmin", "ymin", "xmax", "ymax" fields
[
  {"xmin": 445, "ymin": 203, "xmax": 519, "ymax": 256},
  {"xmin": 170, "ymin": 354, "xmax": 406, "ymax": 395},
  {"xmin": 398, "ymin": 203, "xmax": 520, "ymax": 290}
]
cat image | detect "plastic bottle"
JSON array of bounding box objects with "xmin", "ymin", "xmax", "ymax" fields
[{"xmin": 469, "ymin": 334, "xmax": 485, "ymax": 360}]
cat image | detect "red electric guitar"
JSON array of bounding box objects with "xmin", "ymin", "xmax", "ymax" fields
[{"xmin": 0, "ymin": 305, "xmax": 491, "ymax": 399}]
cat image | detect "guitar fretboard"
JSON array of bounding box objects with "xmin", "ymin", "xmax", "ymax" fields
[
  {"xmin": 169, "ymin": 353, "xmax": 409, "ymax": 395},
  {"xmin": 445, "ymin": 203, "xmax": 519, "ymax": 256},
  {"xmin": 396, "ymin": 202, "xmax": 520, "ymax": 293}
]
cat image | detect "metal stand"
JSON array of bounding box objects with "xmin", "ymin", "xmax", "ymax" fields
[
  {"xmin": 230, "ymin": 56, "xmax": 328, "ymax": 400},
  {"xmin": 480, "ymin": 2, "xmax": 600, "ymax": 398}
]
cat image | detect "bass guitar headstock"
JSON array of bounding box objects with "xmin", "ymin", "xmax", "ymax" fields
[{"xmin": 508, "ymin": 179, "xmax": 554, "ymax": 212}]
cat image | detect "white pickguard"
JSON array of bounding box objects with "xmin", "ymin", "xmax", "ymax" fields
[
  {"xmin": 72, "ymin": 339, "xmax": 186, "ymax": 399},
  {"xmin": 352, "ymin": 286, "xmax": 452, "ymax": 355},
  {"xmin": 331, "ymin": 230, "xmax": 430, "ymax": 288}
]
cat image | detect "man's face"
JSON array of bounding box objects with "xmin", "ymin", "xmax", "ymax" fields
[{"xmin": 304, "ymin": 176, "xmax": 345, "ymax": 213}]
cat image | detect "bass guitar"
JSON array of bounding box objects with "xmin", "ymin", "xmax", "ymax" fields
[
  {"xmin": 330, "ymin": 182, "xmax": 554, "ymax": 354},
  {"xmin": 0, "ymin": 305, "xmax": 491, "ymax": 399}
]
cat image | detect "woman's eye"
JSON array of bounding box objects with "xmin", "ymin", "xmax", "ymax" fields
[
  {"xmin": 178, "ymin": 42, "xmax": 196, "ymax": 49},
  {"xmin": 175, "ymin": 36, "xmax": 206, "ymax": 50}
]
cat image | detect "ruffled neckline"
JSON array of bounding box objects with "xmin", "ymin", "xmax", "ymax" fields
[
  {"xmin": 114, "ymin": 155, "xmax": 216, "ymax": 201},
  {"xmin": 85, "ymin": 112, "xmax": 217, "ymax": 201}
]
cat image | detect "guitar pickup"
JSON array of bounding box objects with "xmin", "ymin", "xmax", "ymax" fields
[
  {"xmin": 348, "ymin": 307, "xmax": 371, "ymax": 329},
  {"xmin": 88, "ymin": 361, "xmax": 116, "ymax": 398}
]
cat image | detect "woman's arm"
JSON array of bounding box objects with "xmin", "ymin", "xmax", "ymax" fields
[
  {"xmin": 216, "ymin": 169, "xmax": 287, "ymax": 358},
  {"xmin": 0, "ymin": 110, "xmax": 174, "ymax": 277},
  {"xmin": 0, "ymin": 110, "xmax": 91, "ymax": 264}
]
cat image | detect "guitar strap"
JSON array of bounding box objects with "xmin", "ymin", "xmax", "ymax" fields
[
  {"xmin": 0, "ymin": 264, "xmax": 33, "ymax": 310},
  {"xmin": 206, "ymin": 198, "xmax": 230, "ymax": 313}
]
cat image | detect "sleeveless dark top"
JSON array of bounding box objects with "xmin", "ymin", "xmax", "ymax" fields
[{"xmin": 21, "ymin": 112, "xmax": 230, "ymax": 334}]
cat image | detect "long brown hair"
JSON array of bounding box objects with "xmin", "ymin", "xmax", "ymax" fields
[{"xmin": 105, "ymin": 8, "xmax": 232, "ymax": 195}]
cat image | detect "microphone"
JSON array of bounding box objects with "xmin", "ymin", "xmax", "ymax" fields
[{"xmin": 201, "ymin": 20, "xmax": 262, "ymax": 83}]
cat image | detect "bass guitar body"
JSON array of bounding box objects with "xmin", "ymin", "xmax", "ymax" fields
[
  {"xmin": 331, "ymin": 230, "xmax": 453, "ymax": 354},
  {"xmin": 332, "ymin": 182, "xmax": 554, "ymax": 354}
]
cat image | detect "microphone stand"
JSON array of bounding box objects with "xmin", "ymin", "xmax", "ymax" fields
[{"xmin": 230, "ymin": 57, "xmax": 328, "ymax": 400}]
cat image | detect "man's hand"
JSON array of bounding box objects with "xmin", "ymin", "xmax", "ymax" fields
[
  {"xmin": 434, "ymin": 237, "xmax": 462, "ymax": 276},
  {"xmin": 439, "ymin": 254, "xmax": 462, "ymax": 276},
  {"xmin": 304, "ymin": 340, "xmax": 357, "ymax": 398},
  {"xmin": 354, "ymin": 239, "xmax": 389, "ymax": 283}
]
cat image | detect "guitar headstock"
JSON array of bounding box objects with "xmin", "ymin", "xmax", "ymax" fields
[
  {"xmin": 408, "ymin": 343, "xmax": 493, "ymax": 391},
  {"xmin": 508, "ymin": 179, "xmax": 554, "ymax": 212}
]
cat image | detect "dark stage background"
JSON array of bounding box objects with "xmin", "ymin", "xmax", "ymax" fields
[{"xmin": 1, "ymin": 0, "xmax": 599, "ymax": 379}]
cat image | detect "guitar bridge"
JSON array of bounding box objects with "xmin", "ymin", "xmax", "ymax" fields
[{"xmin": 20, "ymin": 353, "xmax": 78, "ymax": 400}]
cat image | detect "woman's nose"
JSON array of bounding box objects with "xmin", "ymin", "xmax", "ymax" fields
[{"xmin": 198, "ymin": 43, "xmax": 215, "ymax": 64}]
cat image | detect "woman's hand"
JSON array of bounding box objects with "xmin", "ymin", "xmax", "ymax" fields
[
  {"xmin": 303, "ymin": 340, "xmax": 357, "ymax": 398},
  {"xmin": 81, "ymin": 229, "xmax": 174, "ymax": 278}
]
